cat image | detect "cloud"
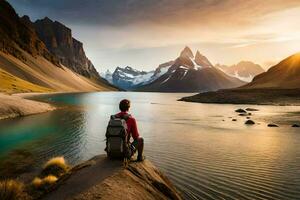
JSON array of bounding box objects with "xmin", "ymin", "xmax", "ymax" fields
[
  {"xmin": 8, "ymin": 0, "xmax": 300, "ymax": 70},
  {"xmin": 10, "ymin": 0, "xmax": 300, "ymax": 28}
]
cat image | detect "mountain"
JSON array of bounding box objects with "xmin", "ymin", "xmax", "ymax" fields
[
  {"xmin": 243, "ymin": 53, "xmax": 300, "ymax": 89},
  {"xmin": 102, "ymin": 61, "xmax": 174, "ymax": 90},
  {"xmin": 0, "ymin": 0, "xmax": 115, "ymax": 93},
  {"xmin": 180, "ymin": 52, "xmax": 300, "ymax": 105},
  {"xmin": 33, "ymin": 17, "xmax": 101, "ymax": 81},
  {"xmin": 0, "ymin": 1, "xmax": 58, "ymax": 65},
  {"xmin": 137, "ymin": 46, "xmax": 245, "ymax": 92},
  {"xmin": 216, "ymin": 61, "xmax": 265, "ymax": 82}
]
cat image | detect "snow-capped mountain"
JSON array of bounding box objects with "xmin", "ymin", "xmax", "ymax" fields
[
  {"xmin": 216, "ymin": 61, "xmax": 265, "ymax": 82},
  {"xmin": 137, "ymin": 46, "xmax": 245, "ymax": 92},
  {"xmin": 101, "ymin": 63, "xmax": 173, "ymax": 90}
]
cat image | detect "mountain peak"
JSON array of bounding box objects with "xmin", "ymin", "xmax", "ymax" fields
[
  {"xmin": 194, "ymin": 50, "xmax": 213, "ymax": 68},
  {"xmin": 180, "ymin": 46, "xmax": 194, "ymax": 58},
  {"xmin": 42, "ymin": 17, "xmax": 53, "ymax": 23}
]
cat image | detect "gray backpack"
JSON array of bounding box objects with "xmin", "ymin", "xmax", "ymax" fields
[{"xmin": 105, "ymin": 114, "xmax": 131, "ymax": 159}]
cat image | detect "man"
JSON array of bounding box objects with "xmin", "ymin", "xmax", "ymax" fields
[{"xmin": 115, "ymin": 99, "xmax": 145, "ymax": 161}]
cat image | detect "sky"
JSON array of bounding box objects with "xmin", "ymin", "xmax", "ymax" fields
[{"xmin": 9, "ymin": 0, "xmax": 300, "ymax": 72}]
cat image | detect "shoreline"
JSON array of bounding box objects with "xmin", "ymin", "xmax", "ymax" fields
[
  {"xmin": 180, "ymin": 89, "xmax": 300, "ymax": 106},
  {"xmin": 0, "ymin": 90, "xmax": 113, "ymax": 121},
  {"xmin": 0, "ymin": 92, "xmax": 57, "ymax": 121}
]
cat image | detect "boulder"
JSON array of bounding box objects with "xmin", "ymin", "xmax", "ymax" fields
[
  {"xmin": 245, "ymin": 120, "xmax": 255, "ymax": 125},
  {"xmin": 292, "ymin": 124, "xmax": 300, "ymax": 127},
  {"xmin": 268, "ymin": 124, "xmax": 279, "ymax": 127},
  {"xmin": 245, "ymin": 108, "xmax": 259, "ymax": 111},
  {"xmin": 235, "ymin": 109, "xmax": 247, "ymax": 113},
  {"xmin": 232, "ymin": 119, "xmax": 237, "ymax": 121}
]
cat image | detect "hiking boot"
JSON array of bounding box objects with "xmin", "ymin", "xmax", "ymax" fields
[{"xmin": 137, "ymin": 155, "xmax": 145, "ymax": 162}]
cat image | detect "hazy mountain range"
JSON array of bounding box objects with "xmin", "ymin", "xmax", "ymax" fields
[
  {"xmin": 243, "ymin": 53, "xmax": 300, "ymax": 89},
  {"xmin": 215, "ymin": 62, "xmax": 265, "ymax": 82}
]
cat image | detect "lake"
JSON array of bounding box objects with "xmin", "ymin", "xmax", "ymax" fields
[{"xmin": 0, "ymin": 92, "xmax": 300, "ymax": 199}]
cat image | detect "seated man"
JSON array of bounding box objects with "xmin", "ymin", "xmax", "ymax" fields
[{"xmin": 115, "ymin": 99, "xmax": 145, "ymax": 161}]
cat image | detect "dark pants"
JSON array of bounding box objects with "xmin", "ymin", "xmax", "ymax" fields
[{"xmin": 131, "ymin": 137, "xmax": 144, "ymax": 158}]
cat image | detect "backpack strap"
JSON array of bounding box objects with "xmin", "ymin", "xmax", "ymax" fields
[{"xmin": 112, "ymin": 114, "xmax": 131, "ymax": 121}]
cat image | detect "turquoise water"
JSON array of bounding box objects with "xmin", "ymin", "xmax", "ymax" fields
[{"xmin": 1, "ymin": 92, "xmax": 300, "ymax": 199}]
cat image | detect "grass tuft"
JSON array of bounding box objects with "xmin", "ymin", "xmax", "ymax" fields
[
  {"xmin": 42, "ymin": 175, "xmax": 58, "ymax": 185},
  {"xmin": 41, "ymin": 157, "xmax": 69, "ymax": 177},
  {"xmin": 0, "ymin": 179, "xmax": 30, "ymax": 200},
  {"xmin": 31, "ymin": 177, "xmax": 43, "ymax": 188},
  {"xmin": 31, "ymin": 175, "xmax": 58, "ymax": 190}
]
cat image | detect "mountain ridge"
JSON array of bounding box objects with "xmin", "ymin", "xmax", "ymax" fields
[
  {"xmin": 137, "ymin": 46, "xmax": 245, "ymax": 92},
  {"xmin": 216, "ymin": 61, "xmax": 265, "ymax": 82},
  {"xmin": 0, "ymin": 0, "xmax": 116, "ymax": 93}
]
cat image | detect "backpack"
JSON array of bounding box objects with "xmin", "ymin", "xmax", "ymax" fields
[{"xmin": 105, "ymin": 114, "xmax": 132, "ymax": 159}]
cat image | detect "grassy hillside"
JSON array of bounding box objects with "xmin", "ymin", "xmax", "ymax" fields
[{"xmin": 0, "ymin": 68, "xmax": 53, "ymax": 94}]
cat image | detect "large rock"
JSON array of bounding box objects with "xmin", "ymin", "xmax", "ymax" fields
[
  {"xmin": 42, "ymin": 155, "xmax": 181, "ymax": 200},
  {"xmin": 245, "ymin": 120, "xmax": 255, "ymax": 125},
  {"xmin": 235, "ymin": 109, "xmax": 247, "ymax": 113}
]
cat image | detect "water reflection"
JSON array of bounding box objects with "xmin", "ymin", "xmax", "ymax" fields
[{"xmin": 0, "ymin": 92, "xmax": 300, "ymax": 199}]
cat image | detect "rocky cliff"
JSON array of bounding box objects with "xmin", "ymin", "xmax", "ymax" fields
[
  {"xmin": 42, "ymin": 155, "xmax": 182, "ymax": 200},
  {"xmin": 0, "ymin": 1, "xmax": 58, "ymax": 65},
  {"xmin": 33, "ymin": 17, "xmax": 101, "ymax": 80},
  {"xmin": 0, "ymin": 0, "xmax": 116, "ymax": 93}
]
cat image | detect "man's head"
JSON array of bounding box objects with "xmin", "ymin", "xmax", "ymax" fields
[{"xmin": 119, "ymin": 99, "xmax": 130, "ymax": 112}]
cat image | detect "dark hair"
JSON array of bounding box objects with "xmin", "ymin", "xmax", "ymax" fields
[{"xmin": 119, "ymin": 99, "xmax": 130, "ymax": 112}]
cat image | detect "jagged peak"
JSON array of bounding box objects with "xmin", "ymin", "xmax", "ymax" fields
[
  {"xmin": 180, "ymin": 46, "xmax": 194, "ymax": 58},
  {"xmin": 21, "ymin": 15, "xmax": 31, "ymax": 21},
  {"xmin": 40, "ymin": 16, "xmax": 53, "ymax": 23}
]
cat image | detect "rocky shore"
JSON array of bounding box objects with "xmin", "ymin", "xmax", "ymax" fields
[{"xmin": 180, "ymin": 89, "xmax": 300, "ymax": 105}]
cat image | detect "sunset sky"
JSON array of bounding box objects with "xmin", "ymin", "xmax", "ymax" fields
[{"xmin": 10, "ymin": 0, "xmax": 300, "ymax": 72}]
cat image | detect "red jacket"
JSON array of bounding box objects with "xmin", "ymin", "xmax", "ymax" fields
[{"xmin": 115, "ymin": 112, "xmax": 139, "ymax": 140}]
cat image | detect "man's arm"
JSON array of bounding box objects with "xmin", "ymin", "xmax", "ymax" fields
[{"xmin": 130, "ymin": 117, "xmax": 140, "ymax": 140}]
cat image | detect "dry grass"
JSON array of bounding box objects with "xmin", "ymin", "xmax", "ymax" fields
[
  {"xmin": 31, "ymin": 175, "xmax": 58, "ymax": 190},
  {"xmin": 0, "ymin": 68, "xmax": 53, "ymax": 94},
  {"xmin": 31, "ymin": 177, "xmax": 43, "ymax": 188},
  {"xmin": 42, "ymin": 157, "xmax": 70, "ymax": 178},
  {"xmin": 0, "ymin": 179, "xmax": 30, "ymax": 200}
]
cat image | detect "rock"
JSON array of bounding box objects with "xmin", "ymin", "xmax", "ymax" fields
[
  {"xmin": 246, "ymin": 108, "xmax": 259, "ymax": 111},
  {"xmin": 292, "ymin": 124, "xmax": 300, "ymax": 127},
  {"xmin": 239, "ymin": 113, "xmax": 248, "ymax": 116},
  {"xmin": 268, "ymin": 124, "xmax": 279, "ymax": 127},
  {"xmin": 232, "ymin": 119, "xmax": 237, "ymax": 121},
  {"xmin": 235, "ymin": 109, "xmax": 247, "ymax": 113},
  {"xmin": 246, "ymin": 117, "xmax": 250, "ymax": 119},
  {"xmin": 43, "ymin": 155, "xmax": 182, "ymax": 200},
  {"xmin": 245, "ymin": 120, "xmax": 255, "ymax": 125}
]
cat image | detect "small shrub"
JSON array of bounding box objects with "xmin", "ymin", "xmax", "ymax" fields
[
  {"xmin": 31, "ymin": 177, "xmax": 43, "ymax": 188},
  {"xmin": 0, "ymin": 180, "xmax": 30, "ymax": 200},
  {"xmin": 31, "ymin": 175, "xmax": 58, "ymax": 190},
  {"xmin": 42, "ymin": 157, "xmax": 69, "ymax": 177},
  {"xmin": 42, "ymin": 175, "xmax": 58, "ymax": 185}
]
